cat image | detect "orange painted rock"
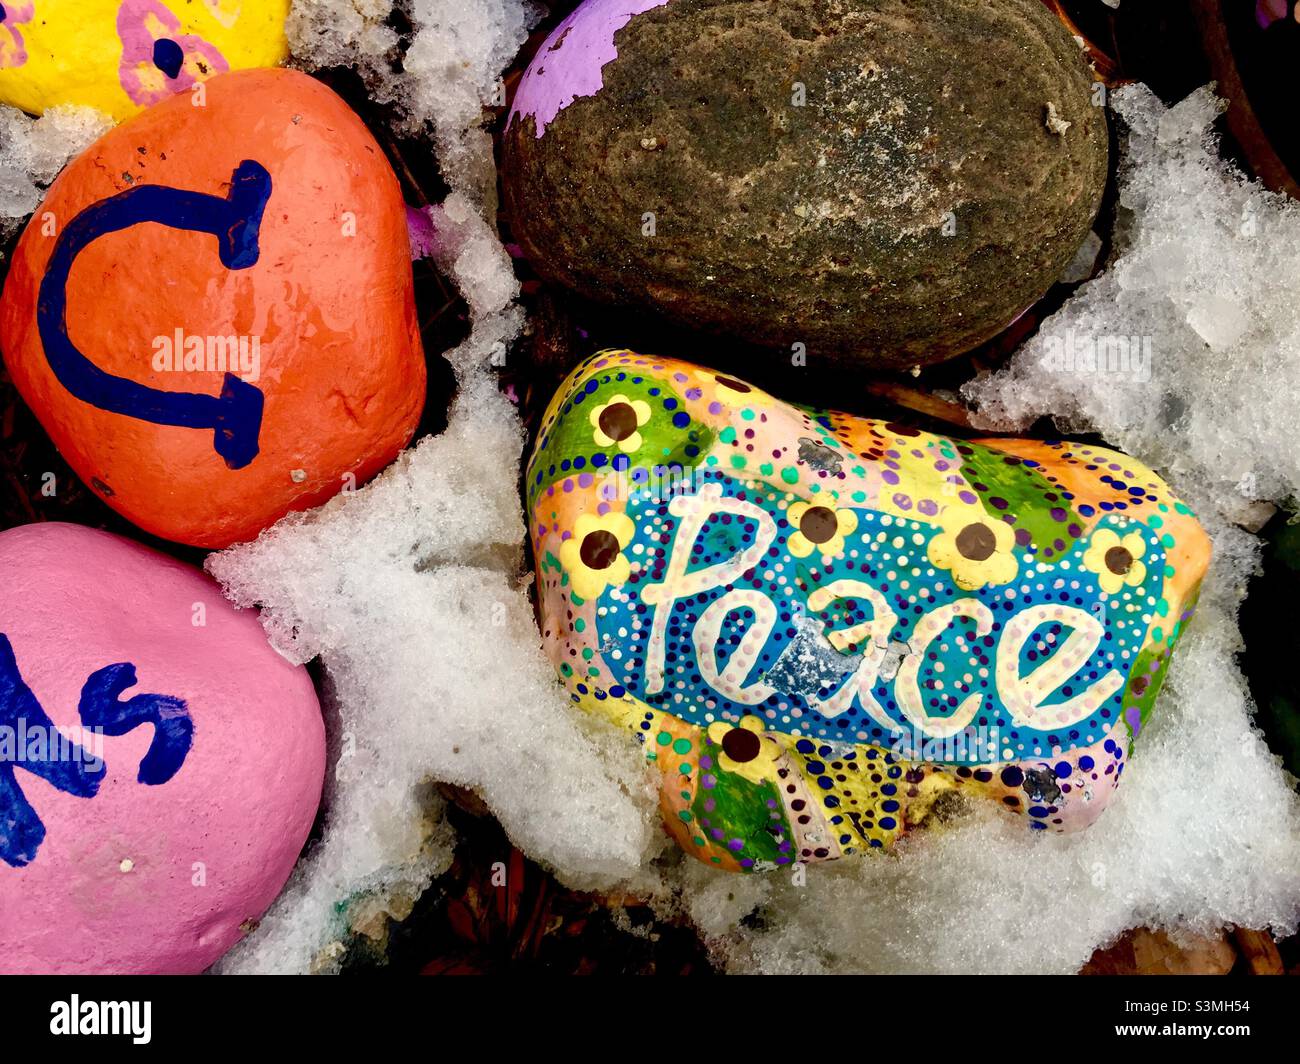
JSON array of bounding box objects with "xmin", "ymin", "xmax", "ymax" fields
[{"xmin": 0, "ymin": 68, "xmax": 426, "ymax": 548}]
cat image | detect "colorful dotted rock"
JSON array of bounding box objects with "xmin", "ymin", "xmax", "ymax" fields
[
  {"xmin": 503, "ymin": 0, "xmax": 1108, "ymax": 368},
  {"xmin": 527, "ymin": 352, "xmax": 1212, "ymax": 871},
  {"xmin": 0, "ymin": 522, "xmax": 325, "ymax": 972},
  {"xmin": 0, "ymin": 0, "xmax": 290, "ymax": 120},
  {"xmin": 0, "ymin": 68, "xmax": 426, "ymax": 548}
]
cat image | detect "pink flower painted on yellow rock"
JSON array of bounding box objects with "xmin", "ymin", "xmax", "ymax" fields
[
  {"xmin": 0, "ymin": 2, "xmax": 36, "ymax": 70},
  {"xmin": 117, "ymin": 0, "xmax": 230, "ymax": 107}
]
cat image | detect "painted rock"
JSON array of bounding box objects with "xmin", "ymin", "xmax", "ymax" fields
[
  {"xmin": 0, "ymin": 522, "xmax": 324, "ymax": 972},
  {"xmin": 0, "ymin": 0, "xmax": 290, "ymax": 120},
  {"xmin": 504, "ymin": 0, "xmax": 1108, "ymax": 368},
  {"xmin": 527, "ymin": 352, "xmax": 1211, "ymax": 870},
  {"xmin": 0, "ymin": 68, "xmax": 426, "ymax": 548}
]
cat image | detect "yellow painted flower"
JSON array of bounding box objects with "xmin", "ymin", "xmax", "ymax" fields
[
  {"xmin": 787, "ymin": 500, "xmax": 858, "ymax": 559},
  {"xmin": 927, "ymin": 509, "xmax": 1018, "ymax": 590},
  {"xmin": 589, "ymin": 393, "xmax": 651, "ymax": 453},
  {"xmin": 1082, "ymin": 527, "xmax": 1147, "ymax": 594},
  {"xmin": 559, "ymin": 511, "xmax": 635, "ymax": 599},
  {"xmin": 706, "ymin": 716, "xmax": 780, "ymax": 785},
  {"xmin": 694, "ymin": 369, "xmax": 773, "ymax": 407}
]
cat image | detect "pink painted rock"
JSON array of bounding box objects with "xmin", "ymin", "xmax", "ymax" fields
[{"xmin": 0, "ymin": 522, "xmax": 324, "ymax": 974}]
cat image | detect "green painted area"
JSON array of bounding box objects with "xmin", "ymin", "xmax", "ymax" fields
[
  {"xmin": 526, "ymin": 371, "xmax": 715, "ymax": 510},
  {"xmin": 955, "ymin": 443, "xmax": 1083, "ymax": 562},
  {"xmin": 1125, "ymin": 644, "xmax": 1173, "ymax": 743},
  {"xmin": 1126, "ymin": 583, "xmax": 1201, "ymax": 749},
  {"xmin": 691, "ymin": 753, "xmax": 791, "ymax": 865}
]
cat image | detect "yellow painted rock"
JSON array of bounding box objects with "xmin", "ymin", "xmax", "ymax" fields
[{"xmin": 0, "ymin": 0, "xmax": 289, "ymax": 120}]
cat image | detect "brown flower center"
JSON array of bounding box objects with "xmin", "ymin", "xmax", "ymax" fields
[
  {"xmin": 715, "ymin": 375, "xmax": 751, "ymax": 393},
  {"xmin": 579, "ymin": 530, "xmax": 621, "ymax": 570},
  {"xmin": 1105, "ymin": 546, "xmax": 1133, "ymax": 576},
  {"xmin": 955, "ymin": 522, "xmax": 997, "ymax": 561},
  {"xmin": 798, "ymin": 506, "xmax": 839, "ymax": 544},
  {"xmin": 721, "ymin": 726, "xmax": 761, "ymax": 763},
  {"xmin": 597, "ymin": 402, "xmax": 639, "ymax": 442}
]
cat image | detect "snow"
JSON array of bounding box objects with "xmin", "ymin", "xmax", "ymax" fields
[{"xmin": 0, "ymin": 105, "xmax": 111, "ymax": 249}]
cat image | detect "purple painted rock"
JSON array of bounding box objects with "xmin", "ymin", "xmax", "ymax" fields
[
  {"xmin": 504, "ymin": 0, "xmax": 1108, "ymax": 368},
  {"xmin": 0, "ymin": 522, "xmax": 324, "ymax": 973}
]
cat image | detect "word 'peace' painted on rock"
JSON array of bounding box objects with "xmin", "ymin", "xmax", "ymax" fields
[{"xmin": 598, "ymin": 471, "xmax": 1164, "ymax": 762}]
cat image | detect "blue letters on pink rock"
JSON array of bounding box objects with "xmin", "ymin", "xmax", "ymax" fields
[{"xmin": 0, "ymin": 633, "xmax": 192, "ymax": 868}]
